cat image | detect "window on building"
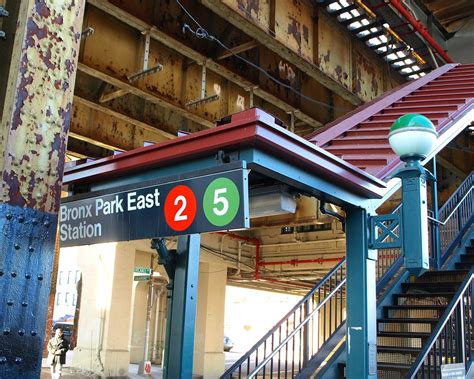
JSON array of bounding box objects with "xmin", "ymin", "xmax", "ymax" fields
[
  {"xmin": 65, "ymin": 292, "xmax": 69, "ymax": 306},
  {"xmin": 67, "ymin": 271, "xmax": 73, "ymax": 284},
  {"xmin": 56, "ymin": 293, "xmax": 61, "ymax": 305},
  {"xmin": 72, "ymin": 293, "xmax": 77, "ymax": 307},
  {"xmin": 75, "ymin": 270, "xmax": 81, "ymax": 283},
  {"xmin": 58, "ymin": 271, "xmax": 64, "ymax": 285}
]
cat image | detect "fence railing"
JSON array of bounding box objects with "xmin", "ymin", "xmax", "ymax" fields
[
  {"xmin": 407, "ymin": 268, "xmax": 474, "ymax": 378},
  {"xmin": 437, "ymin": 171, "xmax": 473, "ymax": 264},
  {"xmin": 220, "ymin": 259, "xmax": 346, "ymax": 379}
]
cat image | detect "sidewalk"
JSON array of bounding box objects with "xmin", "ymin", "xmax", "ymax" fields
[{"xmin": 40, "ymin": 356, "xmax": 163, "ymax": 378}]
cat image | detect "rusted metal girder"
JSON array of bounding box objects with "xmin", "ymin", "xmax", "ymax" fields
[
  {"xmin": 86, "ymin": 0, "xmax": 324, "ymax": 130},
  {"xmin": 200, "ymin": 0, "xmax": 364, "ymax": 105},
  {"xmin": 0, "ymin": 0, "xmax": 85, "ymax": 377}
]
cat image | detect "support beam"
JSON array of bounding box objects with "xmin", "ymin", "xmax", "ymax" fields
[
  {"xmin": 217, "ymin": 40, "xmax": 260, "ymax": 60},
  {"xmin": 73, "ymin": 96, "xmax": 175, "ymax": 140},
  {"xmin": 163, "ymin": 235, "xmax": 201, "ymax": 379},
  {"xmin": 86, "ymin": 0, "xmax": 322, "ymax": 129},
  {"xmin": 345, "ymin": 207, "xmax": 377, "ymax": 379},
  {"xmin": 0, "ymin": 0, "xmax": 85, "ymax": 377},
  {"xmin": 78, "ymin": 63, "xmax": 215, "ymax": 129},
  {"xmin": 200, "ymin": 0, "xmax": 362, "ymax": 105},
  {"xmin": 99, "ymin": 88, "xmax": 130, "ymax": 103},
  {"xmin": 436, "ymin": 155, "xmax": 467, "ymax": 179}
]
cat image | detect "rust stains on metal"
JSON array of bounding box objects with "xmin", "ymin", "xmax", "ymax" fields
[
  {"xmin": 1, "ymin": 0, "xmax": 85, "ymax": 213},
  {"xmin": 236, "ymin": 0, "xmax": 260, "ymax": 19},
  {"xmin": 287, "ymin": 17, "xmax": 302, "ymax": 54}
]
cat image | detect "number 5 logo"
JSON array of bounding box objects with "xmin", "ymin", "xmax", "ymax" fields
[{"xmin": 203, "ymin": 178, "xmax": 240, "ymax": 227}]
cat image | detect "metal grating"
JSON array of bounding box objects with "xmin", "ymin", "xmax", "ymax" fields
[{"xmin": 323, "ymin": 0, "xmax": 432, "ymax": 80}]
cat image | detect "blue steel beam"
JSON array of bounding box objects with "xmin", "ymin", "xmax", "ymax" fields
[
  {"xmin": 346, "ymin": 207, "xmax": 377, "ymax": 379},
  {"xmin": 0, "ymin": 1, "xmax": 85, "ymax": 377},
  {"xmin": 164, "ymin": 234, "xmax": 201, "ymax": 379}
]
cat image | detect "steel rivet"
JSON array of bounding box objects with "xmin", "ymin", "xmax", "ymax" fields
[
  {"xmin": 14, "ymin": 357, "xmax": 22, "ymax": 364},
  {"xmin": 28, "ymin": 246, "xmax": 34, "ymax": 253},
  {"xmin": 0, "ymin": 270, "xmax": 3, "ymax": 276},
  {"xmin": 25, "ymin": 273, "xmax": 31, "ymax": 279},
  {"xmin": 21, "ymin": 302, "xmax": 28, "ymax": 307},
  {"xmin": 37, "ymin": 274, "xmax": 43, "ymax": 281},
  {"xmin": 32, "ymin": 218, "xmax": 38, "ymax": 225},
  {"xmin": 5, "ymin": 213, "xmax": 12, "ymax": 220},
  {"xmin": 30, "ymin": 330, "xmax": 37, "ymax": 336},
  {"xmin": 11, "ymin": 272, "xmax": 16, "ymax": 278},
  {"xmin": 3, "ymin": 328, "xmax": 10, "ymax": 335},
  {"xmin": 14, "ymin": 244, "xmax": 20, "ymax": 250},
  {"xmin": 43, "ymin": 219, "xmax": 50, "ymax": 227},
  {"xmin": 0, "ymin": 357, "xmax": 6, "ymax": 364},
  {"xmin": 7, "ymin": 300, "xmax": 13, "ymax": 306},
  {"xmin": 18, "ymin": 329, "xmax": 25, "ymax": 336},
  {"xmin": 18, "ymin": 215, "xmax": 25, "ymax": 223}
]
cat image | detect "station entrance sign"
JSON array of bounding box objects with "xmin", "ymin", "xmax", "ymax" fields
[{"xmin": 60, "ymin": 168, "xmax": 249, "ymax": 247}]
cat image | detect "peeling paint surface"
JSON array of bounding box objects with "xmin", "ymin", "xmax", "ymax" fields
[{"xmin": 1, "ymin": 0, "xmax": 85, "ymax": 213}]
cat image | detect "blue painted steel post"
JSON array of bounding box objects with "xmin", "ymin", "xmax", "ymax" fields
[
  {"xmin": 346, "ymin": 206, "xmax": 377, "ymax": 379},
  {"xmin": 165, "ymin": 234, "xmax": 201, "ymax": 379},
  {"xmin": 0, "ymin": 1, "xmax": 84, "ymax": 377},
  {"xmin": 430, "ymin": 157, "xmax": 440, "ymax": 269}
]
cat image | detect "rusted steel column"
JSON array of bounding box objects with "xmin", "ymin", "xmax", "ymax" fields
[{"xmin": 0, "ymin": 1, "xmax": 85, "ymax": 377}]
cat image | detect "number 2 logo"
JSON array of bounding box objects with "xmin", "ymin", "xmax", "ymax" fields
[{"xmin": 164, "ymin": 185, "xmax": 196, "ymax": 231}]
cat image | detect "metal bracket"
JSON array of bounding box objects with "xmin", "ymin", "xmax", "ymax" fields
[
  {"xmin": 369, "ymin": 213, "xmax": 402, "ymax": 249},
  {"xmin": 151, "ymin": 238, "xmax": 177, "ymax": 280},
  {"xmin": 185, "ymin": 62, "xmax": 220, "ymax": 108},
  {"xmin": 81, "ymin": 26, "xmax": 94, "ymax": 38},
  {"xmin": 0, "ymin": 6, "xmax": 8, "ymax": 40},
  {"xmin": 0, "ymin": 6, "xmax": 9, "ymax": 17},
  {"xmin": 127, "ymin": 31, "xmax": 163, "ymax": 83}
]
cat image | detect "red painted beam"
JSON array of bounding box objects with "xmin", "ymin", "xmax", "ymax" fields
[{"xmin": 388, "ymin": 0, "xmax": 454, "ymax": 64}]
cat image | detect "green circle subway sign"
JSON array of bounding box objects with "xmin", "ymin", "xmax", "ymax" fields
[{"xmin": 203, "ymin": 177, "xmax": 240, "ymax": 227}]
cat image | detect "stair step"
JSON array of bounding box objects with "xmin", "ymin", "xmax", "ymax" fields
[
  {"xmin": 461, "ymin": 254, "xmax": 474, "ymax": 263},
  {"xmin": 378, "ymin": 346, "xmax": 422, "ymax": 354},
  {"xmin": 402, "ymin": 281, "xmax": 461, "ymax": 292},
  {"xmin": 377, "ymin": 352, "xmax": 418, "ymax": 365},
  {"xmin": 378, "ymin": 331, "xmax": 431, "ymax": 339},
  {"xmin": 383, "ymin": 104, "xmax": 459, "ymax": 114},
  {"xmin": 371, "ymin": 111, "xmax": 450, "ymax": 122},
  {"xmin": 466, "ymin": 246, "xmax": 474, "ymax": 253},
  {"xmin": 384, "ymin": 305, "xmax": 446, "ymax": 319},
  {"xmin": 414, "ymin": 270, "xmax": 469, "ymax": 283},
  {"xmin": 394, "ymin": 292, "xmax": 453, "ymax": 306},
  {"xmin": 392, "ymin": 98, "xmax": 466, "ymax": 107},
  {"xmin": 407, "ymin": 92, "xmax": 472, "ymax": 100},
  {"xmin": 378, "ymin": 317, "xmax": 439, "ymax": 324},
  {"xmin": 456, "ymin": 262, "xmax": 473, "ymax": 270},
  {"xmin": 325, "ymin": 144, "xmax": 393, "ymax": 155}
]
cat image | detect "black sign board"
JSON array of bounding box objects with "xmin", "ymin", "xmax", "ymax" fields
[{"xmin": 60, "ymin": 168, "xmax": 249, "ymax": 247}]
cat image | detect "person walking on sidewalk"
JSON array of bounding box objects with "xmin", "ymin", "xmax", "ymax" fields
[{"xmin": 47, "ymin": 328, "xmax": 69, "ymax": 379}]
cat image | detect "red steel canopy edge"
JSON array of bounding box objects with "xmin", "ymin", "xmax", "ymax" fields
[{"xmin": 63, "ymin": 108, "xmax": 387, "ymax": 199}]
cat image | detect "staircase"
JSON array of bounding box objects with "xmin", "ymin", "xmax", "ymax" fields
[
  {"xmin": 221, "ymin": 172, "xmax": 473, "ymax": 379},
  {"xmin": 375, "ymin": 268, "xmax": 472, "ymax": 378}
]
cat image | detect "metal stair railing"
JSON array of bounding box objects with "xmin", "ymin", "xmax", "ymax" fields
[
  {"xmin": 435, "ymin": 171, "xmax": 473, "ymax": 264},
  {"xmin": 221, "ymin": 209, "xmax": 405, "ymax": 379},
  {"xmin": 407, "ymin": 268, "xmax": 474, "ymax": 378},
  {"xmin": 220, "ymin": 259, "xmax": 346, "ymax": 379}
]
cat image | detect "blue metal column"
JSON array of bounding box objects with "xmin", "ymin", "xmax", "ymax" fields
[
  {"xmin": 166, "ymin": 234, "xmax": 201, "ymax": 379},
  {"xmin": 346, "ymin": 206, "xmax": 377, "ymax": 379},
  {"xmin": 430, "ymin": 157, "xmax": 440, "ymax": 269},
  {"xmin": 0, "ymin": 1, "xmax": 84, "ymax": 377}
]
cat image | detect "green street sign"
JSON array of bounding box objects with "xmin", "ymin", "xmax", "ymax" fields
[
  {"xmin": 134, "ymin": 267, "xmax": 151, "ymax": 274},
  {"xmin": 134, "ymin": 275, "xmax": 150, "ymax": 282}
]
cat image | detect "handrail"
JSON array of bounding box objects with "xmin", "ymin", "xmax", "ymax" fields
[
  {"xmin": 248, "ymin": 279, "xmax": 347, "ymax": 378},
  {"xmin": 220, "ymin": 258, "xmax": 346, "ymax": 378},
  {"xmin": 407, "ymin": 267, "xmax": 474, "ymax": 378},
  {"xmin": 438, "ymin": 171, "xmax": 473, "ymax": 215},
  {"xmin": 428, "ymin": 186, "xmax": 473, "ymax": 225}
]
